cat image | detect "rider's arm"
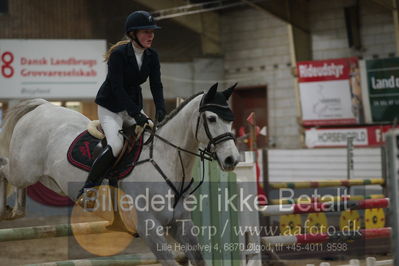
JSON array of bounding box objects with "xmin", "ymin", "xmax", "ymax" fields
[{"xmin": 149, "ymin": 51, "xmax": 166, "ymax": 113}]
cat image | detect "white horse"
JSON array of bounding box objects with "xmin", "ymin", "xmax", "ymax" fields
[{"xmin": 0, "ymin": 83, "xmax": 240, "ymax": 266}]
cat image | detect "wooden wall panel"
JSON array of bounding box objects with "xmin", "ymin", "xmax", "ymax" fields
[
  {"xmin": 0, "ymin": 0, "xmax": 144, "ymax": 40},
  {"xmin": 81, "ymin": 101, "xmax": 98, "ymax": 120},
  {"xmin": 0, "ymin": 0, "xmax": 92, "ymax": 38}
]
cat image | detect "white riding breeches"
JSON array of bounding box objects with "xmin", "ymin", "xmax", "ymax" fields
[{"xmin": 98, "ymin": 105, "xmax": 145, "ymax": 157}]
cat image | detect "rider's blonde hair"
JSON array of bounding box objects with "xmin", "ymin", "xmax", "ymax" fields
[{"xmin": 103, "ymin": 33, "xmax": 134, "ymax": 62}]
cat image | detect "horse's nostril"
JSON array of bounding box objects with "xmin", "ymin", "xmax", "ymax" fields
[{"xmin": 224, "ymin": 156, "xmax": 234, "ymax": 166}]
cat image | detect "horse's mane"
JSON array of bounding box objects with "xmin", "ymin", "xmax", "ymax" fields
[{"xmin": 158, "ymin": 92, "xmax": 203, "ymax": 128}]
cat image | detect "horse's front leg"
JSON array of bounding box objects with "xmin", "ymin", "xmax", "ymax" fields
[
  {"xmin": 136, "ymin": 217, "xmax": 178, "ymax": 266},
  {"xmin": 170, "ymin": 218, "xmax": 206, "ymax": 266}
]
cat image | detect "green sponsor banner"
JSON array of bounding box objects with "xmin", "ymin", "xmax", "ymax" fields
[{"xmin": 367, "ymin": 57, "xmax": 399, "ymax": 122}]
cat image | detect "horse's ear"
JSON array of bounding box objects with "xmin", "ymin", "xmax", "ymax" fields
[
  {"xmin": 222, "ymin": 83, "xmax": 237, "ymax": 100},
  {"xmin": 205, "ymin": 82, "xmax": 218, "ymax": 102}
]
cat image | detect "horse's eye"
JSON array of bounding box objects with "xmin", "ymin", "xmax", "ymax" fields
[{"xmin": 208, "ymin": 116, "xmax": 217, "ymax": 123}]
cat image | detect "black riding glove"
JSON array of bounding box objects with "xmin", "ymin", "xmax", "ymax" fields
[
  {"xmin": 133, "ymin": 113, "xmax": 149, "ymax": 127},
  {"xmin": 156, "ymin": 109, "xmax": 166, "ymax": 123}
]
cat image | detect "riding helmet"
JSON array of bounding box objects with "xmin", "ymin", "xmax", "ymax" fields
[{"xmin": 125, "ymin": 11, "xmax": 161, "ymax": 33}]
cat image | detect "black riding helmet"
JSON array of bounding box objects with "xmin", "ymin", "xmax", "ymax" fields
[{"xmin": 125, "ymin": 11, "xmax": 161, "ymax": 48}]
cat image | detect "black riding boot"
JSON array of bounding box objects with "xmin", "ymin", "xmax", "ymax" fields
[{"xmin": 76, "ymin": 145, "xmax": 115, "ymax": 201}]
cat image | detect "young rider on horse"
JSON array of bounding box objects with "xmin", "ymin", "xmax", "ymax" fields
[{"xmin": 78, "ymin": 10, "xmax": 166, "ymax": 197}]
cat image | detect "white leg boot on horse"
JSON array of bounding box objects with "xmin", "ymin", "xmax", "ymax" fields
[
  {"xmin": 76, "ymin": 145, "xmax": 116, "ymax": 209},
  {"xmin": 170, "ymin": 219, "xmax": 206, "ymax": 266},
  {"xmin": 135, "ymin": 217, "xmax": 180, "ymax": 266}
]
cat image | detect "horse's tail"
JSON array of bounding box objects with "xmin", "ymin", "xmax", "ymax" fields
[{"xmin": 0, "ymin": 99, "xmax": 48, "ymax": 157}]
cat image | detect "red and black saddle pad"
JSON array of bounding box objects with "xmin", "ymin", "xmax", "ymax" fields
[{"xmin": 67, "ymin": 130, "xmax": 143, "ymax": 180}]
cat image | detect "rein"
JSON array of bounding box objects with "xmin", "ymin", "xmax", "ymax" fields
[{"xmin": 130, "ymin": 94, "xmax": 236, "ymax": 208}]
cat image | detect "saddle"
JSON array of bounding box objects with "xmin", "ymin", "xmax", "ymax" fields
[
  {"xmin": 67, "ymin": 120, "xmax": 144, "ymax": 181},
  {"xmin": 87, "ymin": 120, "xmax": 138, "ymax": 167}
]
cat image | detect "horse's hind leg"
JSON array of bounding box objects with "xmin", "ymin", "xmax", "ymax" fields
[
  {"xmin": 0, "ymin": 187, "xmax": 26, "ymax": 220},
  {"xmin": 0, "ymin": 157, "xmax": 12, "ymax": 220},
  {"xmin": 0, "ymin": 175, "xmax": 8, "ymax": 219},
  {"xmin": 6, "ymin": 188, "xmax": 26, "ymax": 220}
]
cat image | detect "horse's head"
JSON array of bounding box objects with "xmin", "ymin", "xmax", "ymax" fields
[{"xmin": 194, "ymin": 83, "xmax": 240, "ymax": 171}]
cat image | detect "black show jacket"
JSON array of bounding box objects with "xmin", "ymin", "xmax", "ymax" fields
[{"xmin": 95, "ymin": 43, "xmax": 165, "ymax": 117}]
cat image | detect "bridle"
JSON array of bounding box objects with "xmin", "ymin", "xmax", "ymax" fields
[
  {"xmin": 130, "ymin": 93, "xmax": 236, "ymax": 207},
  {"xmin": 194, "ymin": 94, "xmax": 236, "ymax": 161}
]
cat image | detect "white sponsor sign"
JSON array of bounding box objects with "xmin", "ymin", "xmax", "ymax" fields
[
  {"xmin": 305, "ymin": 128, "xmax": 368, "ymax": 147},
  {"xmin": 299, "ymin": 80, "xmax": 354, "ymax": 121},
  {"xmin": 297, "ymin": 57, "xmax": 360, "ymax": 126},
  {"xmin": 0, "ymin": 39, "xmax": 106, "ymax": 99}
]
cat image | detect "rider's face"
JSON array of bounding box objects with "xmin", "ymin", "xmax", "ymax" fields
[{"xmin": 136, "ymin": 29, "xmax": 155, "ymax": 48}]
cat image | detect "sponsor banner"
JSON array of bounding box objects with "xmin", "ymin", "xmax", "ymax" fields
[
  {"xmin": 0, "ymin": 39, "xmax": 106, "ymax": 99},
  {"xmin": 363, "ymin": 57, "xmax": 399, "ymax": 122},
  {"xmin": 305, "ymin": 125, "xmax": 397, "ymax": 147},
  {"xmin": 297, "ymin": 58, "xmax": 353, "ymax": 82},
  {"xmin": 297, "ymin": 57, "xmax": 363, "ymax": 126}
]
